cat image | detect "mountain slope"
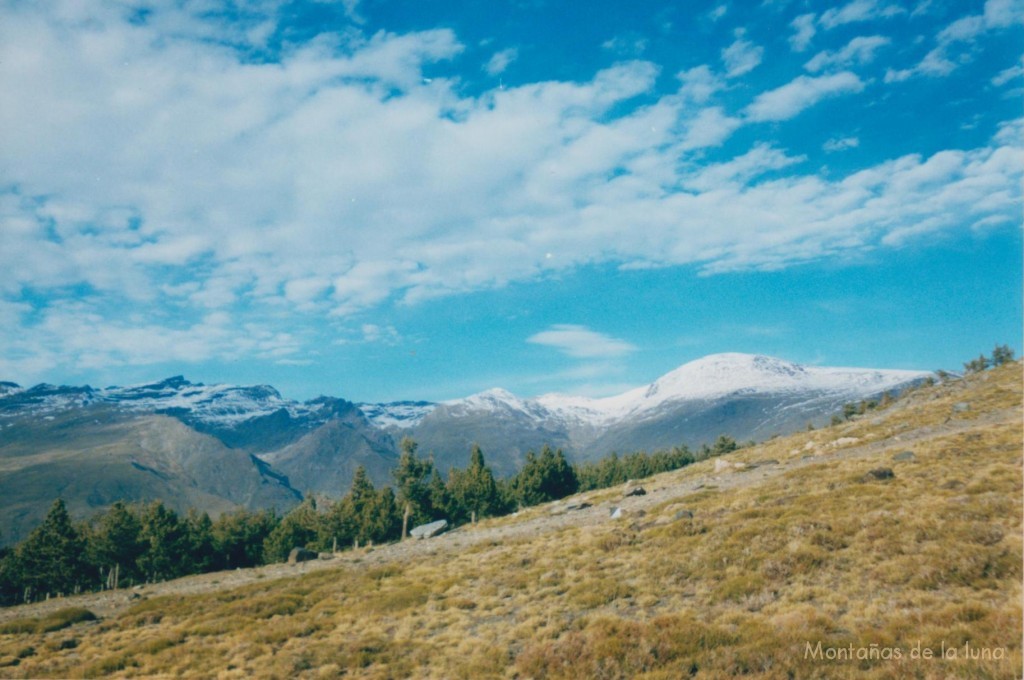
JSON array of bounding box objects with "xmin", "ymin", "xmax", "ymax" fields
[
  {"xmin": 0, "ymin": 362, "xmax": 1017, "ymax": 679},
  {"xmin": 388, "ymin": 353, "xmax": 932, "ymax": 463},
  {"xmin": 0, "ymin": 407, "xmax": 301, "ymax": 546},
  {"xmin": 0, "ymin": 353, "xmax": 932, "ymax": 542}
]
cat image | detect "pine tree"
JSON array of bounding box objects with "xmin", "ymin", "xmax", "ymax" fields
[
  {"xmin": 711, "ymin": 434, "xmax": 738, "ymax": 456},
  {"xmin": 138, "ymin": 502, "xmax": 188, "ymax": 582},
  {"xmin": 991, "ymin": 344, "xmax": 1015, "ymax": 366},
  {"xmin": 213, "ymin": 508, "xmax": 279, "ymax": 569},
  {"xmin": 363, "ymin": 488, "xmax": 401, "ymax": 544},
  {"xmin": 13, "ymin": 499, "xmax": 88, "ymax": 600},
  {"xmin": 447, "ymin": 444, "xmax": 501, "ymax": 523},
  {"xmin": 964, "ymin": 354, "xmax": 990, "ymax": 373},
  {"xmin": 184, "ymin": 509, "xmax": 216, "ymax": 574},
  {"xmin": 392, "ymin": 437, "xmax": 436, "ymax": 534},
  {"xmin": 263, "ymin": 500, "xmax": 322, "ymax": 562},
  {"xmin": 88, "ymin": 501, "xmax": 145, "ymax": 588},
  {"xmin": 512, "ymin": 445, "xmax": 578, "ymax": 507}
]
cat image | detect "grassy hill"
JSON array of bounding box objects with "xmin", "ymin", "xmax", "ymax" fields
[{"xmin": 0, "ymin": 362, "xmax": 1020, "ymax": 678}]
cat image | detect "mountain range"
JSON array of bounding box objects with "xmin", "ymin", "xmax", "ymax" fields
[{"xmin": 0, "ymin": 353, "xmax": 931, "ymax": 544}]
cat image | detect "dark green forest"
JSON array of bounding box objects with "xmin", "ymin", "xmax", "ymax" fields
[{"xmin": 0, "ymin": 436, "xmax": 734, "ymax": 607}]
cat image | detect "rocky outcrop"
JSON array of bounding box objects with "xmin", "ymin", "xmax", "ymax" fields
[{"xmin": 410, "ymin": 519, "xmax": 448, "ymax": 539}]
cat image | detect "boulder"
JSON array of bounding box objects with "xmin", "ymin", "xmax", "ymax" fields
[
  {"xmin": 861, "ymin": 468, "xmax": 895, "ymax": 482},
  {"xmin": 952, "ymin": 402, "xmax": 971, "ymax": 413},
  {"xmin": 288, "ymin": 547, "xmax": 319, "ymax": 564},
  {"xmin": 623, "ymin": 485, "xmax": 647, "ymax": 497},
  {"xmin": 893, "ymin": 451, "xmax": 915, "ymax": 462},
  {"xmin": 410, "ymin": 519, "xmax": 448, "ymax": 540},
  {"xmin": 673, "ymin": 509, "xmax": 694, "ymax": 521},
  {"xmin": 609, "ymin": 507, "xmax": 623, "ymax": 519}
]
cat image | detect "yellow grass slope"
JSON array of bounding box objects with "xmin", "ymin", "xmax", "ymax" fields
[{"xmin": 1, "ymin": 362, "xmax": 1021, "ymax": 679}]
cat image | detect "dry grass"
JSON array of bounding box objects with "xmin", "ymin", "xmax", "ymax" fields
[{"xmin": 0, "ymin": 363, "xmax": 1020, "ymax": 679}]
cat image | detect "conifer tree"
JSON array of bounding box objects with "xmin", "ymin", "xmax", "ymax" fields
[
  {"xmin": 447, "ymin": 444, "xmax": 501, "ymax": 523},
  {"xmin": 264, "ymin": 499, "xmax": 322, "ymax": 562},
  {"xmin": 512, "ymin": 445, "xmax": 578, "ymax": 507},
  {"xmin": 184, "ymin": 509, "xmax": 217, "ymax": 574},
  {"xmin": 213, "ymin": 508, "xmax": 279, "ymax": 569},
  {"xmin": 88, "ymin": 501, "xmax": 145, "ymax": 587},
  {"xmin": 392, "ymin": 437, "xmax": 436, "ymax": 534},
  {"xmin": 138, "ymin": 501, "xmax": 188, "ymax": 582},
  {"xmin": 964, "ymin": 354, "xmax": 990, "ymax": 373},
  {"xmin": 13, "ymin": 499, "xmax": 87, "ymax": 600},
  {"xmin": 363, "ymin": 487, "xmax": 401, "ymax": 544},
  {"xmin": 991, "ymin": 344, "xmax": 1015, "ymax": 366}
]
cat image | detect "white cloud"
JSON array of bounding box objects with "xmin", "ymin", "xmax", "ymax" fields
[
  {"xmin": 824, "ymin": 136, "xmax": 860, "ymax": 152},
  {"xmin": 679, "ymin": 107, "xmax": 743, "ymax": 150},
  {"xmin": 677, "ymin": 65, "xmax": 725, "ymax": 104},
  {"xmin": 744, "ymin": 72, "xmax": 866, "ymax": 122},
  {"xmin": 789, "ymin": 13, "xmax": 817, "ymax": 52},
  {"xmin": 527, "ymin": 325, "xmax": 637, "ymax": 359},
  {"xmin": 820, "ymin": 0, "xmax": 904, "ymax": 29},
  {"xmin": 721, "ymin": 33, "xmax": 764, "ymax": 78},
  {"xmin": 682, "ymin": 144, "xmax": 806, "ymax": 192},
  {"xmin": 0, "ymin": 2, "xmax": 1020, "ymax": 378},
  {"xmin": 359, "ymin": 323, "xmax": 401, "ymax": 344},
  {"xmin": 484, "ymin": 48, "xmax": 518, "ymax": 76},
  {"xmin": 602, "ymin": 34, "xmax": 648, "ymax": 57},
  {"xmin": 804, "ymin": 36, "xmax": 890, "ymax": 72},
  {"xmin": 709, "ymin": 5, "xmax": 728, "ymax": 21},
  {"xmin": 992, "ymin": 57, "xmax": 1024, "ymax": 86},
  {"xmin": 886, "ymin": 0, "xmax": 1024, "ymax": 82}
]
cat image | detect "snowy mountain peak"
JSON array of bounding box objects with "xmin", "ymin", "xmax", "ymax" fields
[
  {"xmin": 358, "ymin": 401, "xmax": 436, "ymax": 429},
  {"xmin": 645, "ymin": 353, "xmax": 807, "ymax": 401},
  {"xmin": 0, "ymin": 382, "xmax": 24, "ymax": 397},
  {"xmin": 456, "ymin": 387, "xmax": 518, "ymax": 404},
  {"xmin": 538, "ymin": 353, "xmax": 933, "ymax": 426},
  {"xmin": 444, "ymin": 387, "xmax": 552, "ymax": 420}
]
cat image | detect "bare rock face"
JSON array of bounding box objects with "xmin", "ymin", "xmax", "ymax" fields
[{"xmin": 410, "ymin": 519, "xmax": 448, "ymax": 540}]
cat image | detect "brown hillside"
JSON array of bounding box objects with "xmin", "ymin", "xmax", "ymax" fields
[{"xmin": 0, "ymin": 362, "xmax": 1020, "ymax": 679}]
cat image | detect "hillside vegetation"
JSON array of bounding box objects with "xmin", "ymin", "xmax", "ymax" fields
[{"xmin": 0, "ymin": 362, "xmax": 1020, "ymax": 679}]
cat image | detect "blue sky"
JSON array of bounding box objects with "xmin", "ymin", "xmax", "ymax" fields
[{"xmin": 0, "ymin": 0, "xmax": 1021, "ymax": 402}]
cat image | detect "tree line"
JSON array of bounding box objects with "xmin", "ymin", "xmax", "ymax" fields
[{"xmin": 0, "ymin": 436, "xmax": 731, "ymax": 606}]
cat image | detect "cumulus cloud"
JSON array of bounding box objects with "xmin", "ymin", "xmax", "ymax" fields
[
  {"xmin": 823, "ymin": 136, "xmax": 860, "ymax": 152},
  {"xmin": 721, "ymin": 33, "xmax": 764, "ymax": 78},
  {"xmin": 789, "ymin": 14, "xmax": 817, "ymax": 52},
  {"xmin": 992, "ymin": 57, "xmax": 1024, "ymax": 86},
  {"xmin": 885, "ymin": 0, "xmax": 1024, "ymax": 82},
  {"xmin": 677, "ymin": 65, "xmax": 726, "ymax": 104},
  {"xmin": 819, "ymin": 0, "xmax": 904, "ymax": 29},
  {"xmin": 804, "ymin": 36, "xmax": 890, "ymax": 72},
  {"xmin": 484, "ymin": 47, "xmax": 518, "ymax": 76},
  {"xmin": 0, "ymin": 1, "xmax": 1020, "ymax": 378},
  {"xmin": 527, "ymin": 325, "xmax": 637, "ymax": 359},
  {"xmin": 744, "ymin": 72, "xmax": 866, "ymax": 122}
]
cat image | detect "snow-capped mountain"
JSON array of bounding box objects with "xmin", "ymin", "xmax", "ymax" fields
[
  {"xmin": 358, "ymin": 400, "xmax": 436, "ymax": 429},
  {"xmin": 0, "ymin": 376, "xmax": 330, "ymax": 426},
  {"xmin": 534, "ymin": 353, "xmax": 930, "ymax": 427},
  {"xmin": 0, "ymin": 352, "xmax": 933, "ymax": 543},
  {"xmin": 361, "ymin": 353, "xmax": 932, "ymax": 469}
]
